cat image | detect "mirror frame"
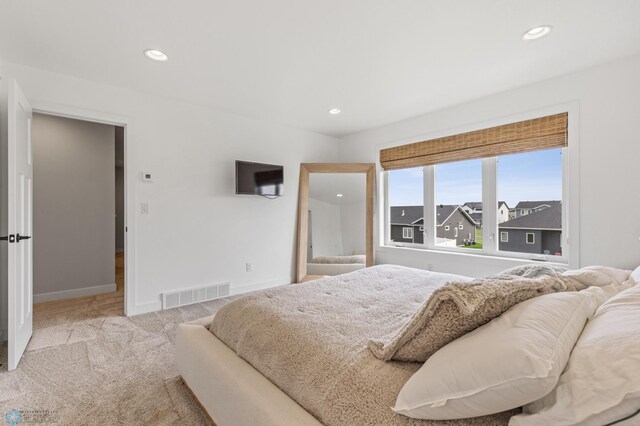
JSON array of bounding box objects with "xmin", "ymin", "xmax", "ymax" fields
[{"xmin": 296, "ymin": 163, "xmax": 376, "ymax": 283}]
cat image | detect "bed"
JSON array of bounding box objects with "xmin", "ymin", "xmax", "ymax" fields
[
  {"xmin": 176, "ymin": 264, "xmax": 640, "ymax": 426},
  {"xmin": 176, "ymin": 265, "xmax": 515, "ymax": 425}
]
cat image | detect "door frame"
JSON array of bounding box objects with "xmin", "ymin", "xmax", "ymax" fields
[{"xmin": 30, "ymin": 101, "xmax": 137, "ymax": 316}]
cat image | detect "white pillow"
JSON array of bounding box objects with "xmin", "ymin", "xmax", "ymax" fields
[
  {"xmin": 394, "ymin": 291, "xmax": 598, "ymax": 420},
  {"xmin": 629, "ymin": 264, "xmax": 640, "ymax": 285},
  {"xmin": 510, "ymin": 284, "xmax": 640, "ymax": 426}
]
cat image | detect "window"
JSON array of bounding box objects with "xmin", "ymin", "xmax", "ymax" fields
[
  {"xmin": 435, "ymin": 159, "xmax": 482, "ymax": 249},
  {"xmin": 388, "ymin": 167, "xmax": 423, "ymax": 244},
  {"xmin": 403, "ymin": 227, "xmax": 413, "ymax": 239},
  {"xmin": 383, "ymin": 113, "xmax": 568, "ymax": 262},
  {"xmin": 498, "ymin": 148, "xmax": 562, "ymax": 256}
]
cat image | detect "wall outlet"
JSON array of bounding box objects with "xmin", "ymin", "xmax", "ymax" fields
[
  {"xmin": 245, "ymin": 262, "xmax": 252, "ymax": 272},
  {"xmin": 141, "ymin": 202, "xmax": 150, "ymax": 214}
]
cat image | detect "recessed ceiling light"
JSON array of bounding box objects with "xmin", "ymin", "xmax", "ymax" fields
[
  {"xmin": 522, "ymin": 26, "xmax": 552, "ymax": 41},
  {"xmin": 144, "ymin": 49, "xmax": 169, "ymax": 62},
  {"xmin": 328, "ymin": 108, "xmax": 342, "ymax": 115},
  {"xmin": 336, "ymin": 193, "xmax": 343, "ymax": 197}
]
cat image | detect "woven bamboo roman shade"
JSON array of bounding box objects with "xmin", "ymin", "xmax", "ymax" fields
[{"xmin": 380, "ymin": 113, "xmax": 568, "ymax": 170}]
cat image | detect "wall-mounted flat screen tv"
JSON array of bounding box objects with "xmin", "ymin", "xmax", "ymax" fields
[{"xmin": 235, "ymin": 160, "xmax": 284, "ymax": 196}]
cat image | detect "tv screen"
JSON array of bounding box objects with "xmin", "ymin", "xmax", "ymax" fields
[{"xmin": 235, "ymin": 161, "xmax": 284, "ymax": 196}]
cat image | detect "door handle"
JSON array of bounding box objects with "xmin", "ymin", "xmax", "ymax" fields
[
  {"xmin": 1, "ymin": 234, "xmax": 16, "ymax": 243},
  {"xmin": 16, "ymin": 234, "xmax": 31, "ymax": 242}
]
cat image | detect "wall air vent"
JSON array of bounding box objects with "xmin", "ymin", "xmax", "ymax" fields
[{"xmin": 162, "ymin": 282, "xmax": 231, "ymax": 309}]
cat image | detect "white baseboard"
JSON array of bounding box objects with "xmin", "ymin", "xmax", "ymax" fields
[
  {"xmin": 231, "ymin": 276, "xmax": 292, "ymax": 296},
  {"xmin": 133, "ymin": 300, "xmax": 163, "ymax": 316},
  {"xmin": 131, "ymin": 276, "xmax": 292, "ymax": 317},
  {"xmin": 34, "ymin": 283, "xmax": 117, "ymax": 304}
]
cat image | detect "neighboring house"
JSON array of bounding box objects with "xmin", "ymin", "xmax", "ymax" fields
[
  {"xmin": 390, "ymin": 205, "xmax": 476, "ymax": 245},
  {"xmin": 436, "ymin": 205, "xmax": 477, "ymax": 245},
  {"xmin": 497, "ymin": 201, "xmax": 510, "ymax": 223},
  {"xmin": 498, "ymin": 203, "xmax": 562, "ymax": 255},
  {"xmin": 514, "ymin": 200, "xmax": 561, "ymax": 218},
  {"xmin": 469, "ymin": 212, "xmax": 482, "ymax": 227},
  {"xmin": 461, "ymin": 201, "xmax": 510, "ymax": 226},
  {"xmin": 461, "ymin": 202, "xmax": 482, "ymax": 215},
  {"xmin": 389, "ymin": 206, "xmax": 424, "ymax": 244}
]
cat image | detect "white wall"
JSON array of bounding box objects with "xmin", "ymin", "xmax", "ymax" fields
[
  {"xmin": 308, "ymin": 197, "xmax": 344, "ymax": 257},
  {"xmin": 32, "ymin": 113, "xmax": 116, "ymax": 301},
  {"xmin": 340, "ymin": 54, "xmax": 640, "ymax": 276},
  {"xmin": 0, "ymin": 61, "xmax": 339, "ymax": 314},
  {"xmin": 340, "ymin": 201, "xmax": 366, "ymax": 255}
]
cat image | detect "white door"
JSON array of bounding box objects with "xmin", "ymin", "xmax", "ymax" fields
[{"xmin": 6, "ymin": 80, "xmax": 33, "ymax": 370}]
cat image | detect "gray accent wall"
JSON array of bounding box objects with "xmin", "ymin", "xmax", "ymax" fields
[{"xmin": 32, "ymin": 113, "xmax": 115, "ymax": 297}]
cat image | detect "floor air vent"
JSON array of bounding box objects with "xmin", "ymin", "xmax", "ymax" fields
[{"xmin": 162, "ymin": 282, "xmax": 231, "ymax": 309}]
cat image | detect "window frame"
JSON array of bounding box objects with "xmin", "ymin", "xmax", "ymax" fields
[
  {"xmin": 500, "ymin": 231, "xmax": 509, "ymax": 243},
  {"xmin": 384, "ymin": 150, "xmax": 570, "ymax": 263},
  {"xmin": 402, "ymin": 227, "xmax": 414, "ymax": 240},
  {"xmin": 526, "ymin": 233, "xmax": 535, "ymax": 245}
]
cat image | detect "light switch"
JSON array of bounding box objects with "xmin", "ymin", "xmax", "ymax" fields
[{"xmin": 141, "ymin": 202, "xmax": 150, "ymax": 214}]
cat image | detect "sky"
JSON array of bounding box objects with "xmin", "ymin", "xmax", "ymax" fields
[{"xmin": 388, "ymin": 148, "xmax": 562, "ymax": 208}]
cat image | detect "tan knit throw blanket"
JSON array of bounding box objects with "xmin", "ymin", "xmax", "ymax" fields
[{"xmin": 368, "ymin": 275, "xmax": 574, "ymax": 362}]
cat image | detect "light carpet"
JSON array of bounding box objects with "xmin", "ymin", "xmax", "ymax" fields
[{"xmin": 0, "ymin": 298, "xmax": 241, "ymax": 425}]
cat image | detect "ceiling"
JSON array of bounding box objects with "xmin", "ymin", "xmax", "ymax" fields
[
  {"xmin": 1, "ymin": 1, "xmax": 639, "ymax": 137},
  {"xmin": 309, "ymin": 173, "xmax": 365, "ymax": 205}
]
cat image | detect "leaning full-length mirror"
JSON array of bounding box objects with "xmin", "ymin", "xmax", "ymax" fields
[{"xmin": 296, "ymin": 163, "xmax": 375, "ymax": 283}]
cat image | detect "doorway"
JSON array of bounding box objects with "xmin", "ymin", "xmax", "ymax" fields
[
  {"xmin": 30, "ymin": 113, "xmax": 125, "ymax": 317},
  {"xmin": 1, "ymin": 82, "xmax": 135, "ymax": 370}
]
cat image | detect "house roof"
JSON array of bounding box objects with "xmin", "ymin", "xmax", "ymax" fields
[
  {"xmin": 499, "ymin": 203, "xmax": 562, "ymax": 230},
  {"xmin": 514, "ymin": 200, "xmax": 561, "ymax": 210},
  {"xmin": 435, "ymin": 205, "xmax": 457, "ymax": 225},
  {"xmin": 389, "ymin": 206, "xmax": 423, "ymax": 225},
  {"xmin": 463, "ymin": 201, "xmax": 509, "ymax": 209},
  {"xmin": 463, "ymin": 202, "xmax": 482, "ymax": 210},
  {"xmin": 391, "ymin": 205, "xmax": 477, "ymax": 226},
  {"xmin": 469, "ymin": 212, "xmax": 483, "ymax": 222},
  {"xmin": 436, "ymin": 205, "xmax": 477, "ymax": 226}
]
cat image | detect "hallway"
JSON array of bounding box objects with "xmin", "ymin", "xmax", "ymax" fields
[{"xmin": 33, "ymin": 253, "xmax": 124, "ymax": 328}]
